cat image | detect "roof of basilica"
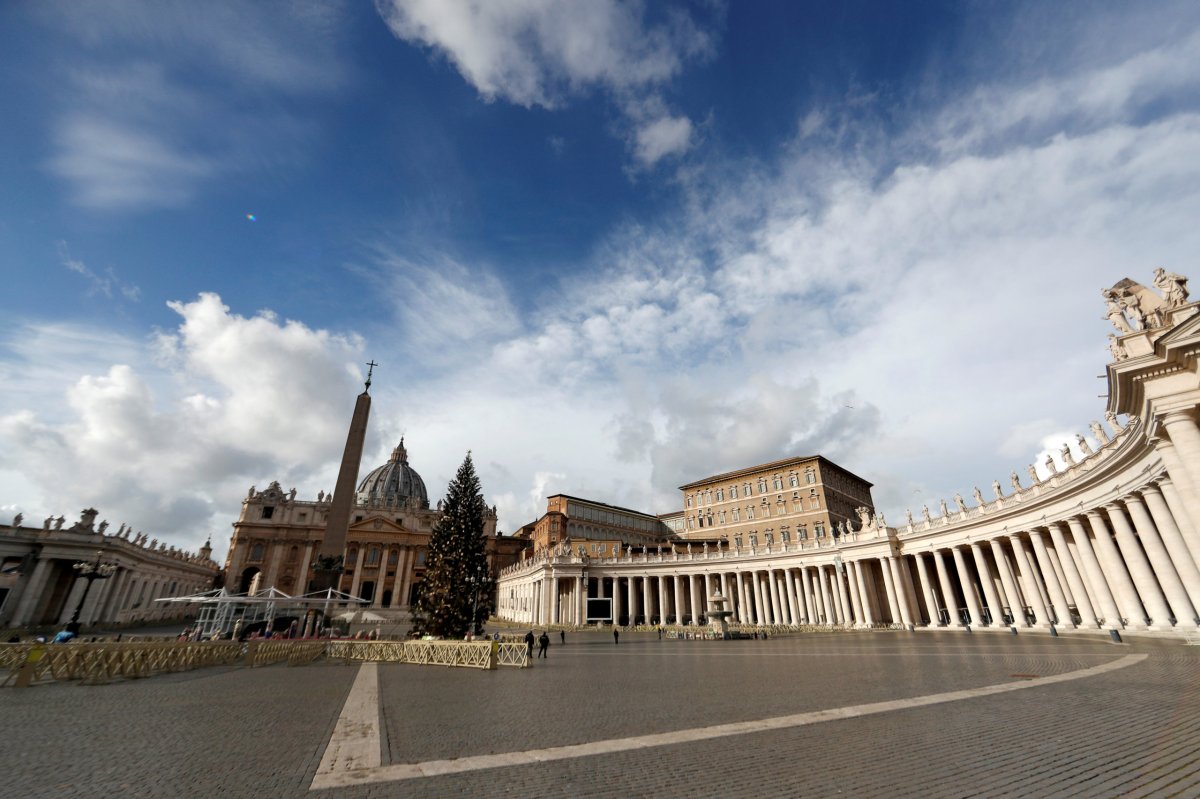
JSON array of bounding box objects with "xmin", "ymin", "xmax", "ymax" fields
[{"xmin": 355, "ymin": 438, "xmax": 429, "ymax": 508}]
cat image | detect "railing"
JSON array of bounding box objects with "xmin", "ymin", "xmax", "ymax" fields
[
  {"xmin": 1, "ymin": 638, "xmax": 529, "ymax": 688},
  {"xmin": 326, "ymin": 639, "xmax": 529, "ymax": 670}
]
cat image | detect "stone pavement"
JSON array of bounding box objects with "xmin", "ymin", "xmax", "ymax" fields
[{"xmin": 1, "ymin": 629, "xmax": 1198, "ymax": 798}]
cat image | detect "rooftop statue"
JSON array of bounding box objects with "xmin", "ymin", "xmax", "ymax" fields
[
  {"xmin": 954, "ymin": 494, "xmax": 966, "ymax": 513},
  {"xmin": 1090, "ymin": 420, "xmax": 1110, "ymax": 445},
  {"xmin": 1107, "ymin": 333, "xmax": 1128, "ymax": 362},
  {"xmin": 973, "ymin": 487, "xmax": 984, "ymax": 506},
  {"xmin": 1044, "ymin": 455, "xmax": 1058, "ymax": 475},
  {"xmin": 1153, "ymin": 268, "xmax": 1189, "ymax": 308},
  {"xmin": 1027, "ymin": 464, "xmax": 1039, "ymax": 485},
  {"xmin": 1105, "ymin": 410, "xmax": 1124, "ymax": 431},
  {"xmin": 1060, "ymin": 444, "xmax": 1076, "ymax": 467},
  {"xmin": 992, "ymin": 480, "xmax": 1003, "ymax": 499},
  {"xmin": 1076, "ymin": 433, "xmax": 1093, "ymax": 456},
  {"xmin": 1010, "ymin": 471, "xmax": 1022, "ymax": 491},
  {"xmin": 1103, "ymin": 288, "xmax": 1133, "ymax": 334}
]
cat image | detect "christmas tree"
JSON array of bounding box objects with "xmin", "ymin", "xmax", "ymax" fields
[{"xmin": 411, "ymin": 452, "xmax": 494, "ymax": 637}]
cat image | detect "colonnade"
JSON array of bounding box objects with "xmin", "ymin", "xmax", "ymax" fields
[{"xmin": 498, "ymin": 468, "xmax": 1200, "ymax": 633}]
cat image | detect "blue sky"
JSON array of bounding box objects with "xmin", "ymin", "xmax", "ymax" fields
[{"xmin": 4, "ymin": 1, "xmax": 1200, "ymax": 562}]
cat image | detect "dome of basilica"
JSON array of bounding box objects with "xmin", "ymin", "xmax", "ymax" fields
[{"xmin": 355, "ymin": 439, "xmax": 429, "ymax": 508}]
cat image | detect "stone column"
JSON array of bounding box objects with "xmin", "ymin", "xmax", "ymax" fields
[
  {"xmin": 757, "ymin": 572, "xmax": 772, "ymax": 624},
  {"xmin": 878, "ymin": 558, "xmax": 901, "ymax": 625},
  {"xmin": 887, "ymin": 556, "xmax": 914, "ymax": 626},
  {"xmin": 1142, "ymin": 484, "xmax": 1200, "ymax": 612},
  {"xmin": 691, "ymin": 575, "xmax": 703, "ymax": 624},
  {"xmin": 657, "ymin": 576, "xmax": 667, "ymax": 625},
  {"xmin": 810, "ymin": 566, "xmax": 827, "ymax": 624},
  {"xmin": 912, "ymin": 554, "xmax": 937, "ymax": 627},
  {"xmin": 800, "ymin": 567, "xmax": 815, "ymax": 623},
  {"xmin": 1119, "ymin": 498, "xmax": 1194, "ymax": 627},
  {"xmin": 951, "ymin": 547, "xmax": 983, "ymax": 626},
  {"xmin": 932, "ymin": 550, "xmax": 959, "ymax": 626},
  {"xmin": 1066, "ymin": 517, "xmax": 1121, "ymax": 626},
  {"xmin": 851, "ymin": 561, "xmax": 874, "ymax": 625},
  {"xmin": 1156, "ymin": 472, "xmax": 1200, "ymax": 565},
  {"xmin": 1029, "ymin": 530, "xmax": 1073, "ymax": 627},
  {"xmin": 968, "ymin": 543, "xmax": 1002, "ymax": 626},
  {"xmin": 1047, "ymin": 522, "xmax": 1098, "ymax": 627},
  {"xmin": 735, "ymin": 571, "xmax": 749, "ymax": 623},
  {"xmin": 627, "ymin": 576, "xmax": 638, "ymax": 624},
  {"xmin": 1009, "ymin": 535, "xmax": 1050, "ymax": 627},
  {"xmin": 783, "ymin": 569, "xmax": 800, "ymax": 625},
  {"xmin": 988, "ymin": 538, "xmax": 1026, "ymax": 627},
  {"xmin": 1160, "ymin": 411, "xmax": 1200, "ymax": 506},
  {"xmin": 1086, "ymin": 510, "xmax": 1147, "ymax": 628},
  {"xmin": 834, "ymin": 564, "xmax": 853, "ymax": 626},
  {"xmin": 611, "ymin": 577, "xmax": 622, "ymax": 625},
  {"xmin": 1128, "ymin": 494, "xmax": 1195, "ymax": 623},
  {"xmin": 767, "ymin": 569, "xmax": 783, "ymax": 624}
]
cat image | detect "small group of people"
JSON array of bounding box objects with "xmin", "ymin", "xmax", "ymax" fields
[{"xmin": 523, "ymin": 629, "xmax": 552, "ymax": 658}]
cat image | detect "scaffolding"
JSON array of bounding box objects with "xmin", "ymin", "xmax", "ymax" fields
[{"xmin": 155, "ymin": 587, "xmax": 367, "ymax": 639}]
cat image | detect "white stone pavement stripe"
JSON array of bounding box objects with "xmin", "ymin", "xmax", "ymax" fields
[
  {"xmin": 312, "ymin": 662, "xmax": 381, "ymax": 787},
  {"xmin": 310, "ymin": 653, "xmax": 1146, "ymax": 790}
]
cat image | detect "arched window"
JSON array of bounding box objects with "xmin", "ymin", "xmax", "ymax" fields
[
  {"xmin": 249, "ymin": 543, "xmax": 265, "ymax": 562},
  {"xmin": 366, "ymin": 547, "xmax": 381, "ymax": 566},
  {"xmin": 346, "ymin": 548, "xmax": 358, "ymax": 565}
]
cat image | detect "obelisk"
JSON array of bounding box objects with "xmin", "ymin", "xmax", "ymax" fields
[{"xmin": 311, "ymin": 361, "xmax": 375, "ymax": 595}]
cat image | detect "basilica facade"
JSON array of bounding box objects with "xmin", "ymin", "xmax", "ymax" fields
[
  {"xmin": 498, "ymin": 269, "xmax": 1200, "ymax": 635},
  {"xmin": 222, "ymin": 439, "xmax": 524, "ymax": 613}
]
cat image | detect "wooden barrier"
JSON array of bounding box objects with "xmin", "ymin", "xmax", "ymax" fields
[{"xmin": 0, "ymin": 637, "xmax": 528, "ymax": 687}]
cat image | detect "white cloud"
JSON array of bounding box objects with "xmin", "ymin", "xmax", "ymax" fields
[
  {"xmin": 376, "ymin": 0, "xmax": 713, "ymax": 166},
  {"xmin": 0, "ymin": 295, "xmax": 365, "ymax": 560}
]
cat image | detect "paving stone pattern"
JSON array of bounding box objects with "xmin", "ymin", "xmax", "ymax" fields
[{"xmin": 1, "ymin": 630, "xmax": 1197, "ymax": 798}]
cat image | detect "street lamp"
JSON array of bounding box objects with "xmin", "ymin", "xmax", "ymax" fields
[
  {"xmin": 467, "ymin": 564, "xmax": 488, "ymax": 635},
  {"xmin": 67, "ymin": 550, "xmax": 118, "ymax": 634}
]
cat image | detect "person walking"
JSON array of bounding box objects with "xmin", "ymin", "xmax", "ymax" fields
[
  {"xmin": 613, "ymin": 628, "xmax": 619, "ymax": 645},
  {"xmin": 524, "ymin": 630, "xmax": 535, "ymax": 659},
  {"xmin": 559, "ymin": 630, "xmax": 566, "ymax": 644},
  {"xmin": 537, "ymin": 631, "xmax": 550, "ymax": 658}
]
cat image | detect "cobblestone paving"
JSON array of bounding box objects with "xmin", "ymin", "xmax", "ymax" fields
[{"xmin": 2, "ymin": 630, "xmax": 1197, "ymax": 798}]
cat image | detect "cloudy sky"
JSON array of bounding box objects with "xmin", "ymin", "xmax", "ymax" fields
[{"xmin": 4, "ymin": 1, "xmax": 1200, "ymax": 562}]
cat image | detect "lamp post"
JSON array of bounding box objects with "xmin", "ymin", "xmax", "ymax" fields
[
  {"xmin": 67, "ymin": 550, "xmax": 117, "ymax": 634},
  {"xmin": 468, "ymin": 564, "xmax": 488, "ymax": 635}
]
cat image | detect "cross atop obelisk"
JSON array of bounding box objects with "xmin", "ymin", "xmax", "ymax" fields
[{"xmin": 364, "ymin": 360, "xmax": 378, "ymax": 392}]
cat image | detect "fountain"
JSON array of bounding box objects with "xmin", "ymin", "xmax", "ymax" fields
[{"xmin": 707, "ymin": 590, "xmax": 735, "ymax": 639}]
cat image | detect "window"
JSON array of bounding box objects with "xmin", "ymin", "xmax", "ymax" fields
[
  {"xmin": 699, "ymin": 515, "xmax": 706, "ymax": 528},
  {"xmin": 715, "ymin": 488, "xmax": 724, "ymax": 502},
  {"xmin": 687, "ymin": 516, "xmax": 695, "ymax": 529},
  {"xmin": 417, "ymin": 551, "xmax": 426, "ymax": 565},
  {"xmin": 764, "ymin": 532, "xmax": 774, "ymax": 546},
  {"xmin": 718, "ymin": 510, "xmax": 726, "ymax": 524},
  {"xmin": 773, "ymin": 476, "xmax": 783, "ymax": 490},
  {"xmin": 758, "ymin": 478, "xmax": 767, "ymax": 493},
  {"xmin": 734, "ymin": 536, "xmax": 743, "ymax": 549},
  {"xmin": 346, "ymin": 548, "xmax": 358, "ymax": 565},
  {"xmin": 747, "ymin": 506, "xmax": 755, "ymax": 520},
  {"xmin": 789, "ymin": 475, "xmax": 799, "ymax": 488},
  {"xmin": 366, "ymin": 547, "xmax": 381, "ymax": 566},
  {"xmin": 811, "ymin": 498, "xmax": 820, "ymax": 509},
  {"xmin": 749, "ymin": 534, "xmax": 758, "ymax": 547},
  {"xmin": 687, "ymin": 495, "xmax": 693, "ymax": 508},
  {"xmin": 806, "ymin": 470, "xmax": 816, "ymax": 484},
  {"xmin": 730, "ymin": 485, "xmax": 738, "ymax": 499},
  {"xmin": 388, "ymin": 549, "xmax": 399, "ymax": 566},
  {"xmin": 809, "ymin": 488, "xmax": 817, "ymax": 497},
  {"xmin": 781, "ymin": 529, "xmax": 791, "ymax": 543},
  {"xmin": 814, "ymin": 522, "xmax": 825, "ymax": 538},
  {"xmin": 249, "ymin": 543, "xmax": 265, "ymax": 562},
  {"xmin": 261, "ymin": 506, "xmax": 274, "ymax": 520},
  {"xmin": 762, "ymin": 505, "xmax": 770, "ymax": 517},
  {"xmin": 798, "ymin": 526, "xmax": 808, "ymax": 540},
  {"xmin": 732, "ymin": 508, "xmax": 740, "ymax": 522},
  {"xmin": 744, "ymin": 482, "xmax": 753, "ymax": 496},
  {"xmin": 298, "ymin": 512, "xmax": 308, "ymax": 522},
  {"xmin": 793, "ymin": 500, "xmax": 803, "ymax": 513},
  {"xmin": 355, "ymin": 515, "xmax": 364, "ymax": 522}
]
